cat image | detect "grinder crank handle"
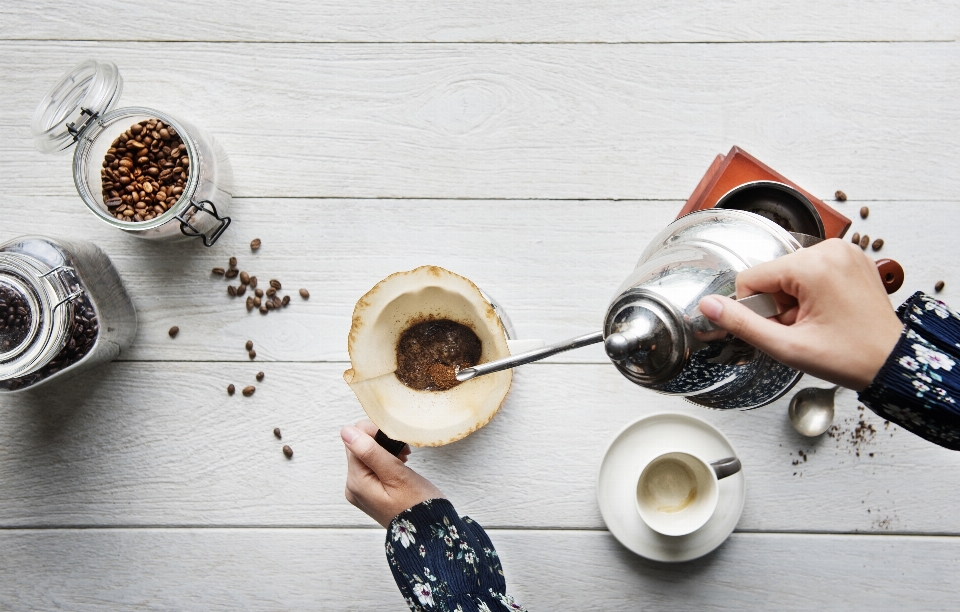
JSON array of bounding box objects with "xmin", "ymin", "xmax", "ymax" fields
[
  {"xmin": 375, "ymin": 429, "xmax": 408, "ymax": 457},
  {"xmin": 876, "ymin": 259, "xmax": 904, "ymax": 294}
]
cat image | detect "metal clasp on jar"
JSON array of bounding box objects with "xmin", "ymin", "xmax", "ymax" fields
[
  {"xmin": 176, "ymin": 200, "xmax": 232, "ymax": 247},
  {"xmin": 40, "ymin": 265, "xmax": 84, "ymax": 310},
  {"xmin": 65, "ymin": 107, "xmax": 101, "ymax": 143}
]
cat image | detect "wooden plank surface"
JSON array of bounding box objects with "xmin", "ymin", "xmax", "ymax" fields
[
  {"xmin": 2, "ymin": 361, "xmax": 958, "ymax": 533},
  {"xmin": 1, "ymin": 42, "xmax": 958, "ymax": 201},
  {"xmin": 0, "ymin": 198, "xmax": 953, "ymax": 363},
  {"xmin": 1, "ymin": 528, "xmax": 957, "ymax": 611},
  {"xmin": 1, "ymin": 1, "xmax": 955, "ymax": 43}
]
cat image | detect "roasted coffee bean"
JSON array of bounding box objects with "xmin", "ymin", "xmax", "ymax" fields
[
  {"xmin": 860, "ymin": 206, "xmax": 869, "ymax": 219},
  {"xmin": 239, "ymin": 271, "xmax": 250, "ymax": 284},
  {"xmin": 101, "ymin": 120, "xmax": 188, "ymax": 223},
  {"xmin": 224, "ymin": 268, "xmax": 239, "ymax": 279},
  {"xmin": 259, "ymin": 306, "xmax": 268, "ymax": 314},
  {"xmin": 872, "ymin": 238, "xmax": 884, "ymax": 251},
  {"xmin": 299, "ymin": 288, "xmax": 310, "ymax": 299},
  {"xmin": 859, "ymin": 235, "xmax": 870, "ymax": 249},
  {"xmin": 835, "ymin": 190, "xmax": 847, "ymax": 202},
  {"xmin": 851, "ymin": 232, "xmax": 860, "ymax": 245},
  {"xmin": 227, "ymin": 384, "xmax": 235, "ymax": 396},
  {"xmin": 283, "ymin": 445, "xmax": 293, "ymax": 458},
  {"xmin": 249, "ymin": 276, "xmax": 258, "ymax": 288},
  {"xmin": 227, "ymin": 285, "xmax": 237, "ymax": 297},
  {"xmin": 242, "ymin": 385, "xmax": 256, "ymax": 397},
  {"xmin": 282, "ymin": 295, "xmax": 290, "ymax": 307},
  {"xmin": 273, "ymin": 428, "xmax": 281, "ymax": 439},
  {"xmin": 251, "ymin": 238, "xmax": 261, "ymax": 250},
  {"xmin": 936, "ymin": 280, "xmax": 945, "ymax": 292},
  {"xmin": 168, "ymin": 326, "xmax": 179, "ymax": 338},
  {"xmin": 245, "ymin": 340, "xmax": 254, "ymax": 351},
  {"xmin": 248, "ymin": 349, "xmax": 256, "ymax": 360},
  {"xmin": 266, "ymin": 287, "xmax": 277, "ymax": 297},
  {"xmin": 256, "ymin": 371, "xmax": 264, "ymax": 382},
  {"xmin": 272, "ymin": 297, "xmax": 282, "ymax": 309},
  {"xmin": 246, "ymin": 296, "xmax": 255, "ymax": 311},
  {"xmin": 255, "ymin": 288, "xmax": 264, "ymax": 298},
  {"xmin": 236, "ymin": 284, "xmax": 247, "ymax": 296},
  {"xmin": 253, "ymin": 296, "xmax": 262, "ymax": 307},
  {"xmin": 269, "ymin": 279, "xmax": 281, "ymax": 290},
  {"xmin": 208, "ymin": 266, "xmax": 224, "ymax": 275},
  {"xmin": 229, "ymin": 257, "xmax": 238, "ymax": 268}
]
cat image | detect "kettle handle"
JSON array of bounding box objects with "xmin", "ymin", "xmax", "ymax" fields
[{"xmin": 875, "ymin": 259, "xmax": 904, "ymax": 294}]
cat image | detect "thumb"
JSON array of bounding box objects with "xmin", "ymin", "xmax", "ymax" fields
[
  {"xmin": 341, "ymin": 426, "xmax": 407, "ymax": 482},
  {"xmin": 698, "ymin": 294, "xmax": 791, "ymax": 354}
]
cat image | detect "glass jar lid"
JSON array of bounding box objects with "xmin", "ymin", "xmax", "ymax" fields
[
  {"xmin": 0, "ymin": 254, "xmax": 74, "ymax": 380},
  {"xmin": 32, "ymin": 60, "xmax": 123, "ymax": 154}
]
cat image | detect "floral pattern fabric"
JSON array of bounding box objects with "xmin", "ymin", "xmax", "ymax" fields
[
  {"xmin": 386, "ymin": 498, "xmax": 526, "ymax": 612},
  {"xmin": 860, "ymin": 292, "xmax": 960, "ymax": 450}
]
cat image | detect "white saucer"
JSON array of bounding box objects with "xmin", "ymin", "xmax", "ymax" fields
[{"xmin": 597, "ymin": 412, "xmax": 745, "ymax": 563}]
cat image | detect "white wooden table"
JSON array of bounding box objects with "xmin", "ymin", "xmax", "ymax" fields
[{"xmin": 2, "ymin": 2, "xmax": 959, "ymax": 609}]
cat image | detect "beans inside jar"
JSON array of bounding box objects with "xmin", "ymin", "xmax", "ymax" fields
[{"xmin": 99, "ymin": 119, "xmax": 190, "ymax": 223}]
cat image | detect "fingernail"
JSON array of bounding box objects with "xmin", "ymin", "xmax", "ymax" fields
[
  {"xmin": 699, "ymin": 295, "xmax": 724, "ymax": 320},
  {"xmin": 340, "ymin": 426, "xmax": 360, "ymax": 444}
]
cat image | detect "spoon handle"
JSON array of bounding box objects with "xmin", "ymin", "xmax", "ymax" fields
[{"xmin": 456, "ymin": 331, "xmax": 604, "ymax": 382}]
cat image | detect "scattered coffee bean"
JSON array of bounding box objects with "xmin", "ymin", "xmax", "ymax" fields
[
  {"xmin": 299, "ymin": 288, "xmax": 310, "ymax": 299},
  {"xmin": 168, "ymin": 325, "xmax": 179, "ymax": 338},
  {"xmin": 242, "ymin": 385, "xmax": 256, "ymax": 397},
  {"xmin": 224, "ymin": 269, "xmax": 239, "ymax": 279},
  {"xmin": 236, "ymin": 284, "xmax": 247, "ymax": 296},
  {"xmin": 266, "ymin": 287, "xmax": 276, "ymax": 298},
  {"xmin": 835, "ymin": 190, "xmax": 847, "ymax": 202},
  {"xmin": 256, "ymin": 371, "xmax": 264, "ymax": 381},
  {"xmin": 227, "ymin": 384, "xmax": 235, "ymax": 395},
  {"xmin": 251, "ymin": 238, "xmax": 261, "ymax": 250},
  {"xmin": 282, "ymin": 295, "xmax": 290, "ymax": 307},
  {"xmin": 100, "ymin": 119, "xmax": 188, "ymax": 223},
  {"xmin": 227, "ymin": 285, "xmax": 237, "ymax": 297},
  {"xmin": 212, "ymin": 267, "xmax": 225, "ymax": 275},
  {"xmin": 259, "ymin": 306, "xmax": 268, "ymax": 314},
  {"xmin": 860, "ymin": 206, "xmax": 869, "ymax": 219},
  {"xmin": 255, "ymin": 288, "xmax": 264, "ymax": 298},
  {"xmin": 851, "ymin": 232, "xmax": 860, "ymax": 245},
  {"xmin": 859, "ymin": 235, "xmax": 869, "ymax": 249},
  {"xmin": 245, "ymin": 340, "xmax": 253, "ymax": 351},
  {"xmin": 273, "ymin": 427, "xmax": 281, "ymax": 439},
  {"xmin": 248, "ymin": 349, "xmax": 256, "ymax": 360},
  {"xmin": 270, "ymin": 279, "xmax": 281, "ymax": 290},
  {"xmin": 283, "ymin": 445, "xmax": 293, "ymax": 458},
  {"xmin": 872, "ymin": 238, "xmax": 884, "ymax": 251},
  {"xmin": 253, "ymin": 297, "xmax": 262, "ymax": 307},
  {"xmin": 246, "ymin": 296, "xmax": 254, "ymax": 311},
  {"xmin": 229, "ymin": 257, "xmax": 238, "ymax": 268},
  {"xmin": 935, "ymin": 280, "xmax": 945, "ymax": 292},
  {"xmin": 249, "ymin": 276, "xmax": 258, "ymax": 288}
]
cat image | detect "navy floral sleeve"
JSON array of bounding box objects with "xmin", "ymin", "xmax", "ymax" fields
[
  {"xmin": 386, "ymin": 498, "xmax": 527, "ymax": 612},
  {"xmin": 860, "ymin": 292, "xmax": 960, "ymax": 450}
]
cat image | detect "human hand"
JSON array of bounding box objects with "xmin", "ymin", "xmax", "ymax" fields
[
  {"xmin": 698, "ymin": 239, "xmax": 904, "ymax": 391},
  {"xmin": 341, "ymin": 419, "xmax": 445, "ymax": 527}
]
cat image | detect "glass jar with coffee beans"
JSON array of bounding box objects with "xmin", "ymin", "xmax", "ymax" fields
[
  {"xmin": 0, "ymin": 236, "xmax": 137, "ymax": 393},
  {"xmin": 31, "ymin": 60, "xmax": 233, "ymax": 246}
]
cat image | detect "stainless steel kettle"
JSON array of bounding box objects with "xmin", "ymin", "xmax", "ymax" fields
[{"xmin": 601, "ymin": 208, "xmax": 803, "ymax": 409}]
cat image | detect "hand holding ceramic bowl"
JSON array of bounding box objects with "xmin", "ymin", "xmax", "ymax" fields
[{"xmin": 343, "ymin": 266, "xmax": 514, "ymax": 448}]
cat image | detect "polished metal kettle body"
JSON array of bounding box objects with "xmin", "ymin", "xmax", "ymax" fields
[{"xmin": 603, "ymin": 208, "xmax": 804, "ymax": 409}]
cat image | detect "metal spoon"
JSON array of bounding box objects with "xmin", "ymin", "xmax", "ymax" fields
[{"xmin": 788, "ymin": 385, "xmax": 840, "ymax": 437}]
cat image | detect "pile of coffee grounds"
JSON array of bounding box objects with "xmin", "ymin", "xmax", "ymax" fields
[
  {"xmin": 0, "ymin": 283, "xmax": 32, "ymax": 352},
  {"xmin": 396, "ymin": 319, "xmax": 482, "ymax": 391}
]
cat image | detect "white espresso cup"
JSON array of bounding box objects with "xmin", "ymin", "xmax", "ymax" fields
[{"xmin": 635, "ymin": 451, "xmax": 741, "ymax": 536}]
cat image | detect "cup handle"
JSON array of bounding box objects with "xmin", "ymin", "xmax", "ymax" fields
[
  {"xmin": 375, "ymin": 429, "xmax": 408, "ymax": 457},
  {"xmin": 710, "ymin": 457, "xmax": 742, "ymax": 480}
]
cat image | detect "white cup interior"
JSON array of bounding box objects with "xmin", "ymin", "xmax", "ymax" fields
[{"xmin": 635, "ymin": 451, "xmax": 719, "ymax": 536}]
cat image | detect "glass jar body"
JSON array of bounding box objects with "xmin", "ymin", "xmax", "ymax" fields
[
  {"xmin": 72, "ymin": 107, "xmax": 233, "ymax": 242},
  {"xmin": 0, "ymin": 236, "xmax": 137, "ymax": 393}
]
